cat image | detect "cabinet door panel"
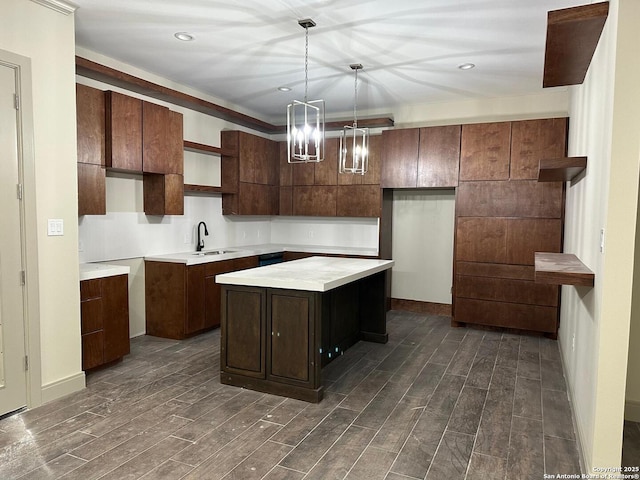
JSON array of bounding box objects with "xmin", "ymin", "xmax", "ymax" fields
[
  {"xmin": 269, "ymin": 293, "xmax": 311, "ymax": 383},
  {"xmin": 102, "ymin": 275, "xmax": 130, "ymax": 362},
  {"xmin": 460, "ymin": 122, "xmax": 511, "ymax": 181},
  {"xmin": 336, "ymin": 185, "xmax": 380, "ymax": 217},
  {"xmin": 510, "ymin": 118, "xmax": 567, "ymax": 180},
  {"xmin": 506, "ymin": 218, "xmax": 562, "ymax": 265},
  {"xmin": 239, "ymin": 131, "xmax": 260, "ymax": 183},
  {"xmin": 279, "ymin": 142, "xmax": 292, "ymax": 187},
  {"xmin": 166, "ymin": 110, "xmax": 184, "ymax": 175},
  {"xmin": 78, "ymin": 163, "xmax": 106, "ymax": 216},
  {"xmin": 76, "ymin": 84, "xmax": 105, "ymax": 166},
  {"xmin": 381, "ymin": 128, "xmax": 419, "ymax": 188},
  {"xmin": 105, "ymin": 91, "xmax": 142, "ymax": 171},
  {"xmin": 456, "ymin": 181, "xmax": 563, "ymax": 218},
  {"xmin": 292, "ymin": 186, "xmax": 337, "ymax": 216},
  {"xmin": 455, "ymin": 217, "xmax": 507, "ymax": 263},
  {"xmin": 80, "ymin": 279, "xmax": 102, "ymax": 300},
  {"xmin": 456, "ymin": 275, "xmax": 559, "ymax": 307},
  {"xmin": 238, "ymin": 183, "xmax": 278, "ymax": 215},
  {"xmin": 186, "ymin": 264, "xmax": 206, "ymax": 335},
  {"xmin": 418, "ymin": 125, "xmax": 461, "ymax": 187},
  {"xmin": 455, "ymin": 298, "xmax": 558, "ymax": 333},
  {"xmin": 292, "ymin": 162, "xmax": 315, "ymax": 186},
  {"xmin": 279, "ymin": 186, "xmax": 293, "ymax": 216},
  {"xmin": 82, "ymin": 331, "xmax": 104, "ymax": 370},
  {"xmin": 314, "ymin": 137, "xmax": 338, "ymax": 185},
  {"xmin": 143, "ymin": 173, "xmax": 184, "ymax": 215},
  {"xmin": 142, "ymin": 101, "xmax": 170, "ymax": 173},
  {"xmin": 234, "ymin": 256, "xmax": 259, "ymax": 271},
  {"xmin": 223, "ymin": 288, "xmax": 265, "ymax": 377}
]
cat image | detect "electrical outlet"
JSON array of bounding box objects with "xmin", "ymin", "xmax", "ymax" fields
[
  {"xmin": 308, "ymin": 230, "xmax": 314, "ymax": 239},
  {"xmin": 78, "ymin": 240, "xmax": 84, "ymax": 252},
  {"xmin": 600, "ymin": 228, "xmax": 605, "ymax": 253},
  {"xmin": 243, "ymin": 231, "xmax": 247, "ymax": 239},
  {"xmin": 572, "ymin": 333, "xmax": 576, "ymax": 352},
  {"xmin": 183, "ymin": 233, "xmax": 190, "ymax": 244}
]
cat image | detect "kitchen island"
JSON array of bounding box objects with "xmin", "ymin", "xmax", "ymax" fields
[{"xmin": 216, "ymin": 256, "xmax": 394, "ymax": 402}]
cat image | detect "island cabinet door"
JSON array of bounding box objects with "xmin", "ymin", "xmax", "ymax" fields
[
  {"xmin": 266, "ymin": 289, "xmax": 320, "ymax": 389},
  {"xmin": 221, "ymin": 286, "xmax": 266, "ymax": 379}
]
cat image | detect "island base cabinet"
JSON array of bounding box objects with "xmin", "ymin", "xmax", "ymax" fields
[{"xmin": 220, "ymin": 271, "xmax": 389, "ymax": 402}]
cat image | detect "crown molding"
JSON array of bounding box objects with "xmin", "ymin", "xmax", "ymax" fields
[{"xmin": 30, "ymin": 0, "xmax": 77, "ymax": 15}]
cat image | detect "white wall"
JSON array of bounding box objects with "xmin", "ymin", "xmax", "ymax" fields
[
  {"xmin": 391, "ymin": 190, "xmax": 455, "ymax": 304},
  {"xmin": 562, "ymin": 0, "xmax": 640, "ymax": 472},
  {"xmin": 0, "ymin": 0, "xmax": 83, "ymax": 401}
]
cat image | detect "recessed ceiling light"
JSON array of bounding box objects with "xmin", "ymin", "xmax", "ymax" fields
[
  {"xmin": 278, "ymin": 86, "xmax": 292, "ymax": 92},
  {"xmin": 458, "ymin": 63, "xmax": 475, "ymax": 70},
  {"xmin": 174, "ymin": 32, "xmax": 194, "ymax": 42}
]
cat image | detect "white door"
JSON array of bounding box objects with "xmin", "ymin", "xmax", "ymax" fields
[{"xmin": 0, "ymin": 61, "xmax": 27, "ymax": 416}]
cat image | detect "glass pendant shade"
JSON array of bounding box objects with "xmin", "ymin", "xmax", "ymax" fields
[
  {"xmin": 339, "ymin": 125, "xmax": 369, "ymax": 174},
  {"xmin": 287, "ymin": 19, "xmax": 324, "ymax": 164},
  {"xmin": 287, "ymin": 99, "xmax": 325, "ymax": 163},
  {"xmin": 339, "ymin": 63, "xmax": 369, "ymax": 175}
]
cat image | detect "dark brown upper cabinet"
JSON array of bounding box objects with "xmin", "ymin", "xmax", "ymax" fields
[
  {"xmin": 221, "ymin": 130, "xmax": 279, "ymax": 216},
  {"xmin": 76, "ymin": 84, "xmax": 106, "ymax": 215},
  {"xmin": 105, "ymin": 90, "xmax": 143, "ymax": 172},
  {"xmin": 382, "ymin": 126, "xmax": 460, "ymax": 188},
  {"xmin": 510, "ymin": 118, "xmax": 567, "ymax": 180},
  {"xmin": 76, "ymin": 83, "xmax": 105, "ymax": 166},
  {"xmin": 417, "ymin": 125, "xmax": 461, "ymax": 188},
  {"xmin": 459, "ymin": 122, "xmax": 511, "ymax": 181},
  {"xmin": 381, "ymin": 128, "xmax": 419, "ymax": 188}
]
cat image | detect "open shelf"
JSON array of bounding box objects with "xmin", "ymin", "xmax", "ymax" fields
[
  {"xmin": 543, "ymin": 2, "xmax": 609, "ymax": 87},
  {"xmin": 535, "ymin": 252, "xmax": 594, "ymax": 287},
  {"xmin": 538, "ymin": 156, "xmax": 587, "ymax": 182},
  {"xmin": 184, "ymin": 140, "xmax": 236, "ymax": 156},
  {"xmin": 184, "ymin": 184, "xmax": 225, "ymax": 195}
]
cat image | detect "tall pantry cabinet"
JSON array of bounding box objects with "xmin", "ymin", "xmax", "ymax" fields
[{"xmin": 453, "ymin": 118, "xmax": 568, "ymax": 336}]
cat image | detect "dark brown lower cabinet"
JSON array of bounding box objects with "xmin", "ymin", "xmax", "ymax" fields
[
  {"xmin": 145, "ymin": 256, "xmax": 259, "ymax": 339},
  {"xmin": 220, "ymin": 271, "xmax": 388, "ymax": 402},
  {"xmin": 80, "ymin": 274, "xmax": 130, "ymax": 370}
]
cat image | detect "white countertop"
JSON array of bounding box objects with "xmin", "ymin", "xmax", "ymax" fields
[
  {"xmin": 144, "ymin": 243, "xmax": 378, "ymax": 266},
  {"xmin": 216, "ymin": 256, "xmax": 394, "ymax": 292},
  {"xmin": 80, "ymin": 263, "xmax": 130, "ymax": 281}
]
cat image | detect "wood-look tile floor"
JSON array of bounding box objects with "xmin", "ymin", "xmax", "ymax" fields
[{"xmin": 0, "ymin": 311, "xmax": 582, "ymax": 479}]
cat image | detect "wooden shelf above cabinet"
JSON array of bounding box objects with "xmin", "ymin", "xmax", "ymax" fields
[
  {"xmin": 183, "ymin": 140, "xmax": 236, "ymax": 157},
  {"xmin": 184, "ymin": 184, "xmax": 224, "ymax": 195},
  {"xmin": 543, "ymin": 2, "xmax": 609, "ymax": 88},
  {"xmin": 535, "ymin": 252, "xmax": 594, "ymax": 287},
  {"xmin": 538, "ymin": 156, "xmax": 587, "ymax": 182}
]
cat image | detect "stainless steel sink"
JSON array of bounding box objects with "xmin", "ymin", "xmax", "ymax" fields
[{"xmin": 192, "ymin": 249, "xmax": 236, "ymax": 256}]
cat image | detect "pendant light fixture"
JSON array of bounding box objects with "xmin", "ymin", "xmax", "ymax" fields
[
  {"xmin": 287, "ymin": 19, "xmax": 324, "ymax": 164},
  {"xmin": 339, "ymin": 64, "xmax": 368, "ymax": 175}
]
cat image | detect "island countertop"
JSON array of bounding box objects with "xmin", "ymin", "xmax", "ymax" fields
[{"xmin": 215, "ymin": 256, "xmax": 394, "ymax": 292}]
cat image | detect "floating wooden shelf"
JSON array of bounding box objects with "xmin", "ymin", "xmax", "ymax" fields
[
  {"xmin": 543, "ymin": 2, "xmax": 609, "ymax": 88},
  {"xmin": 184, "ymin": 184, "xmax": 224, "ymax": 195},
  {"xmin": 184, "ymin": 140, "xmax": 236, "ymax": 156},
  {"xmin": 535, "ymin": 252, "xmax": 594, "ymax": 287},
  {"xmin": 538, "ymin": 156, "xmax": 587, "ymax": 182}
]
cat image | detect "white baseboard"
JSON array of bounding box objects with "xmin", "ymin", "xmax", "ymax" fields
[
  {"xmin": 41, "ymin": 372, "xmax": 86, "ymax": 404},
  {"xmin": 558, "ymin": 338, "xmax": 589, "ymax": 474},
  {"xmin": 625, "ymin": 400, "xmax": 640, "ymax": 422}
]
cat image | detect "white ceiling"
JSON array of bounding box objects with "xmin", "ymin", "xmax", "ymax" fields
[{"xmin": 72, "ymin": 0, "xmax": 583, "ymax": 124}]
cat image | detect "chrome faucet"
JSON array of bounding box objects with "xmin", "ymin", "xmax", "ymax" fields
[{"xmin": 196, "ymin": 221, "xmax": 208, "ymax": 252}]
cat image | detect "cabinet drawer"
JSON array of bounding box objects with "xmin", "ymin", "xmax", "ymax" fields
[
  {"xmin": 81, "ymin": 297, "xmax": 103, "ymax": 334},
  {"xmin": 455, "ymin": 275, "xmax": 559, "ymax": 307},
  {"xmin": 80, "ymin": 278, "xmax": 101, "ymax": 300},
  {"xmin": 454, "ymin": 298, "xmax": 558, "ymax": 333}
]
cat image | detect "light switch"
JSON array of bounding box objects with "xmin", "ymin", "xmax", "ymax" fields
[{"xmin": 47, "ymin": 219, "xmax": 64, "ymax": 236}]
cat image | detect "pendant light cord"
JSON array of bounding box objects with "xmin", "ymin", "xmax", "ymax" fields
[
  {"xmin": 353, "ymin": 67, "xmax": 358, "ymax": 128},
  {"xmin": 304, "ymin": 26, "xmax": 309, "ymax": 103}
]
